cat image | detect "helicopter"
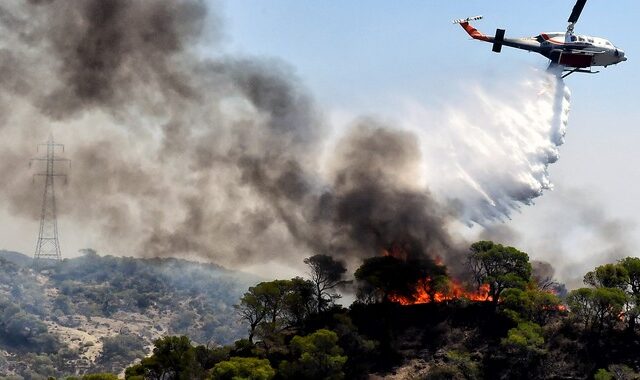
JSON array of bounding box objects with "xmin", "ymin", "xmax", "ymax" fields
[{"xmin": 453, "ymin": 0, "xmax": 626, "ymax": 78}]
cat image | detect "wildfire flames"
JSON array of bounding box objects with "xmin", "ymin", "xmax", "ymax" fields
[
  {"xmin": 381, "ymin": 249, "xmax": 565, "ymax": 310},
  {"xmin": 381, "ymin": 247, "xmax": 493, "ymax": 305},
  {"xmin": 390, "ymin": 278, "xmax": 492, "ymax": 305}
]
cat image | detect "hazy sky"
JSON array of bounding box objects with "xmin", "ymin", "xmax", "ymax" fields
[{"xmin": 218, "ymin": 0, "xmax": 639, "ymax": 284}]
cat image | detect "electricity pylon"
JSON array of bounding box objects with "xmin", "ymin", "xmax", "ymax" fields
[{"xmin": 30, "ymin": 134, "xmax": 69, "ymax": 266}]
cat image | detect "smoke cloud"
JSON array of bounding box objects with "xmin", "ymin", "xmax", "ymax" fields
[
  {"xmin": 481, "ymin": 187, "xmax": 636, "ymax": 289},
  {"xmin": 0, "ymin": 0, "xmax": 573, "ymax": 278}
]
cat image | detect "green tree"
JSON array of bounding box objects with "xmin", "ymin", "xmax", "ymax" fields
[
  {"xmin": 502, "ymin": 322, "xmax": 545, "ymax": 350},
  {"xmin": 500, "ymin": 288, "xmax": 562, "ymax": 324},
  {"xmin": 594, "ymin": 368, "xmax": 614, "ymax": 380},
  {"xmin": 211, "ymin": 357, "xmax": 275, "ymax": 380},
  {"xmin": 576, "ymin": 260, "xmax": 640, "ymax": 332},
  {"xmin": 619, "ymin": 257, "xmax": 640, "ymax": 331},
  {"xmin": 236, "ymin": 280, "xmax": 292, "ymax": 343},
  {"xmin": 236, "ymin": 279, "xmax": 317, "ymax": 345},
  {"xmin": 584, "ymin": 263, "xmax": 629, "ymax": 290},
  {"xmin": 235, "ymin": 286, "xmax": 268, "ymax": 344},
  {"xmin": 500, "ymin": 322, "xmax": 546, "ymax": 378},
  {"xmin": 256, "ymin": 280, "xmax": 292, "ymax": 325},
  {"xmin": 304, "ymin": 254, "xmax": 348, "ymax": 313},
  {"xmin": 279, "ymin": 329, "xmax": 348, "ymax": 380},
  {"xmin": 125, "ymin": 336, "xmax": 198, "ymax": 380},
  {"xmin": 620, "ymin": 257, "xmax": 640, "ymax": 295},
  {"xmin": 282, "ymin": 277, "xmax": 316, "ymax": 328},
  {"xmin": 567, "ymin": 287, "xmax": 628, "ymax": 331},
  {"xmin": 468, "ymin": 241, "xmax": 532, "ymax": 305}
]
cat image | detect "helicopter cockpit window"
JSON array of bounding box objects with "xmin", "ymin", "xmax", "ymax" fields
[{"xmin": 605, "ymin": 41, "xmax": 612, "ymax": 46}]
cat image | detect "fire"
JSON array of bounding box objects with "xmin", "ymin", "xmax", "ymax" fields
[
  {"xmin": 381, "ymin": 247, "xmax": 493, "ymax": 305},
  {"xmin": 390, "ymin": 278, "xmax": 492, "ymax": 305}
]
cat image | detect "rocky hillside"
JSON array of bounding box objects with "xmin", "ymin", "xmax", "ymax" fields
[{"xmin": 0, "ymin": 250, "xmax": 257, "ymax": 379}]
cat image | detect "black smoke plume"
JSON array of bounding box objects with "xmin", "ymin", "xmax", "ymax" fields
[{"xmin": 0, "ymin": 0, "xmax": 463, "ymax": 273}]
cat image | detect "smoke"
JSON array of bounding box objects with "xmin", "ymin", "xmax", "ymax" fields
[
  {"xmin": 0, "ymin": 0, "xmax": 574, "ymax": 277},
  {"xmin": 481, "ymin": 187, "xmax": 636, "ymax": 289}
]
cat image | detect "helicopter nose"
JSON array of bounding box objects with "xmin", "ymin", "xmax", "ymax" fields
[{"xmin": 615, "ymin": 49, "xmax": 627, "ymax": 61}]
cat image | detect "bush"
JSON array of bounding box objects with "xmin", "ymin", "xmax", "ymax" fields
[
  {"xmin": 82, "ymin": 374, "xmax": 119, "ymax": 380},
  {"xmin": 211, "ymin": 357, "xmax": 275, "ymax": 380}
]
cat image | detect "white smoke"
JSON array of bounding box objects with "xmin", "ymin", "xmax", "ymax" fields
[{"xmin": 401, "ymin": 68, "xmax": 571, "ymax": 223}]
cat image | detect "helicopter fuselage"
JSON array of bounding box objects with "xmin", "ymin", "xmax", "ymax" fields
[
  {"xmin": 537, "ymin": 33, "xmax": 626, "ymax": 67},
  {"xmin": 457, "ymin": 21, "xmax": 627, "ymax": 71}
]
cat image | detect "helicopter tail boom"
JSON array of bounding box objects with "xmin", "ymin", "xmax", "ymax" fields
[{"xmin": 456, "ymin": 18, "xmax": 491, "ymax": 42}]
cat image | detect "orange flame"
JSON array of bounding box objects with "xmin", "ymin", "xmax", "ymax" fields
[{"xmin": 390, "ymin": 277, "xmax": 492, "ymax": 305}]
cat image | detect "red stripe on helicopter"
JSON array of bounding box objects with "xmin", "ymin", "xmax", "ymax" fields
[
  {"xmin": 541, "ymin": 33, "xmax": 567, "ymax": 45},
  {"xmin": 460, "ymin": 22, "xmax": 491, "ymax": 42}
]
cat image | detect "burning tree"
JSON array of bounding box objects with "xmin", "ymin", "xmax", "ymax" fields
[
  {"xmin": 354, "ymin": 256, "xmax": 422, "ymax": 304},
  {"xmin": 354, "ymin": 252, "xmax": 490, "ymax": 305}
]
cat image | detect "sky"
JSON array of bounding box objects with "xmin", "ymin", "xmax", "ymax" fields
[
  {"xmin": 2, "ymin": 1, "xmax": 638, "ymax": 286},
  {"xmin": 216, "ymin": 0, "xmax": 640, "ymax": 284}
]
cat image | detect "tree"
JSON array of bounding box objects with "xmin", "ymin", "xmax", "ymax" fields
[
  {"xmin": 235, "ymin": 281, "xmax": 291, "ymax": 343},
  {"xmin": 235, "ymin": 286, "xmax": 268, "ymax": 344},
  {"xmin": 98, "ymin": 334, "xmax": 146, "ymax": 372},
  {"xmin": 584, "ymin": 264, "xmax": 628, "ymax": 290},
  {"xmin": 620, "ymin": 257, "xmax": 640, "ymax": 295},
  {"xmin": 354, "ymin": 256, "xmax": 422, "ymax": 303},
  {"xmin": 282, "ymin": 277, "xmax": 316, "ymax": 328},
  {"xmin": 619, "ymin": 257, "xmax": 640, "ymax": 331},
  {"xmin": 236, "ymin": 279, "xmax": 316, "ymax": 344},
  {"xmin": 259, "ymin": 280, "xmax": 293, "ymax": 325},
  {"xmin": 468, "ymin": 241, "xmax": 532, "ymax": 305},
  {"xmin": 125, "ymin": 336, "xmax": 198, "ymax": 380},
  {"xmin": 279, "ymin": 329, "xmax": 348, "ymax": 380},
  {"xmin": 414, "ymin": 259, "xmax": 450, "ymax": 303},
  {"xmin": 567, "ymin": 287, "xmax": 628, "ymax": 331},
  {"xmin": 500, "ymin": 288, "xmax": 562, "ymax": 325},
  {"xmin": 594, "ymin": 368, "xmax": 614, "ymax": 380},
  {"xmin": 580, "ymin": 260, "xmax": 640, "ymax": 331},
  {"xmin": 211, "ymin": 357, "xmax": 275, "ymax": 380},
  {"xmin": 502, "ymin": 322, "xmax": 544, "ymax": 350},
  {"xmin": 304, "ymin": 254, "xmax": 348, "ymax": 313},
  {"xmin": 500, "ymin": 322, "xmax": 546, "ymax": 378}
]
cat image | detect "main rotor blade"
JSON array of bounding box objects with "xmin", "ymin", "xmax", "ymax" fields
[{"xmin": 568, "ymin": 0, "xmax": 587, "ymax": 24}]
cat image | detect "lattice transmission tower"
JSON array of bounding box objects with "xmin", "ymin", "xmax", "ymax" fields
[{"xmin": 30, "ymin": 134, "xmax": 69, "ymax": 265}]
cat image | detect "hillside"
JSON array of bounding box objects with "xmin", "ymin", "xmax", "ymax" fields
[
  {"xmin": 119, "ymin": 247, "xmax": 640, "ymax": 380},
  {"xmin": 0, "ymin": 251, "xmax": 258, "ymax": 379}
]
